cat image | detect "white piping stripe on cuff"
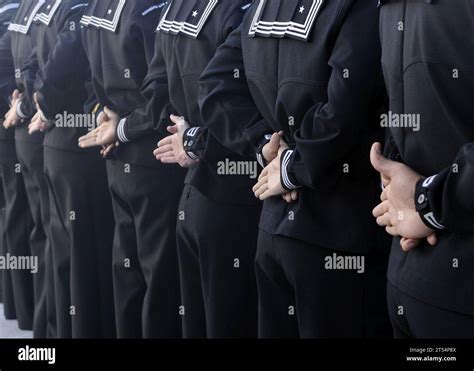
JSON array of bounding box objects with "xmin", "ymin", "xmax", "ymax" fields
[
  {"xmin": 423, "ymin": 212, "xmax": 446, "ymax": 230},
  {"xmin": 117, "ymin": 118, "xmax": 129, "ymax": 143},
  {"xmin": 257, "ymin": 153, "xmax": 265, "ymax": 168},
  {"xmin": 186, "ymin": 127, "xmax": 200, "ymax": 137},
  {"xmin": 281, "ymin": 150, "xmax": 298, "ymax": 190},
  {"xmin": 186, "ymin": 151, "xmax": 199, "ymax": 160},
  {"xmin": 16, "ymin": 101, "xmax": 27, "ymax": 119},
  {"xmin": 96, "ymin": 111, "xmax": 105, "ymax": 126},
  {"xmin": 422, "ymin": 175, "xmax": 437, "ymax": 188},
  {"xmin": 39, "ymin": 111, "xmax": 49, "ymax": 123}
]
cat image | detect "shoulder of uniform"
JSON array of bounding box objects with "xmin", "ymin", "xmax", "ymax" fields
[
  {"xmin": 220, "ymin": 0, "xmax": 253, "ymax": 15},
  {"xmin": 217, "ymin": 0, "xmax": 253, "ymax": 26}
]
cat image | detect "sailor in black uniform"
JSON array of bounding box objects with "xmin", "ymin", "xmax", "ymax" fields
[
  {"xmin": 0, "ymin": 0, "xmax": 20, "ymax": 325},
  {"xmin": 372, "ymin": 0, "xmax": 474, "ymax": 338},
  {"xmin": 199, "ymin": 0, "xmax": 391, "ymax": 338},
  {"xmin": 1, "ymin": 0, "xmax": 43, "ymax": 335},
  {"xmin": 78, "ymin": 0, "xmax": 185, "ymax": 338},
  {"xmin": 148, "ymin": 0, "xmax": 260, "ymax": 339},
  {"xmin": 29, "ymin": 0, "xmax": 115, "ymax": 338}
]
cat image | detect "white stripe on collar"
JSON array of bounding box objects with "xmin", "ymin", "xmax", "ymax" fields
[
  {"xmin": 8, "ymin": 0, "xmax": 45, "ymax": 34},
  {"xmin": 80, "ymin": 0, "xmax": 126, "ymax": 33},
  {"xmin": 34, "ymin": 0, "xmax": 62, "ymax": 27},
  {"xmin": 249, "ymin": 0, "xmax": 324, "ymax": 41},
  {"xmin": 157, "ymin": 0, "xmax": 218, "ymax": 39}
]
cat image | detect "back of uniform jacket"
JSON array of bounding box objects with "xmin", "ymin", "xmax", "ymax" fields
[
  {"xmin": 380, "ymin": 0, "xmax": 474, "ymax": 315},
  {"xmin": 0, "ymin": 0, "xmax": 19, "ymax": 161},
  {"xmin": 81, "ymin": 0, "xmax": 167, "ymax": 168},
  {"xmin": 8, "ymin": 0, "xmax": 43, "ymax": 144},
  {"xmin": 0, "ymin": 0, "xmax": 19, "ymax": 113},
  {"xmin": 0, "ymin": 0, "xmax": 19, "ymax": 122},
  {"xmin": 33, "ymin": 0, "xmax": 92, "ymax": 152},
  {"xmin": 200, "ymin": 0, "xmax": 387, "ymax": 253},
  {"xmin": 143, "ymin": 0, "xmax": 257, "ymax": 205}
]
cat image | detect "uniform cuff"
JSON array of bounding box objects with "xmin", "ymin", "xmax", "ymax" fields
[
  {"xmin": 16, "ymin": 101, "xmax": 28, "ymax": 120},
  {"xmin": 256, "ymin": 134, "xmax": 273, "ymax": 168},
  {"xmin": 183, "ymin": 127, "xmax": 202, "ymax": 160},
  {"xmin": 415, "ymin": 176, "xmax": 446, "ymax": 230},
  {"xmin": 39, "ymin": 111, "xmax": 49, "ymax": 123},
  {"xmin": 280, "ymin": 149, "xmax": 301, "ymax": 191},
  {"xmin": 95, "ymin": 109, "xmax": 105, "ymax": 125},
  {"xmin": 117, "ymin": 118, "xmax": 130, "ymax": 143}
]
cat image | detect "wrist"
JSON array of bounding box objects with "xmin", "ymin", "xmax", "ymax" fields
[
  {"xmin": 280, "ymin": 149, "xmax": 301, "ymax": 191},
  {"xmin": 116, "ymin": 118, "xmax": 129, "ymax": 143},
  {"xmin": 15, "ymin": 101, "xmax": 27, "ymax": 120},
  {"xmin": 182, "ymin": 127, "xmax": 200, "ymax": 160},
  {"xmin": 415, "ymin": 176, "xmax": 445, "ymax": 230}
]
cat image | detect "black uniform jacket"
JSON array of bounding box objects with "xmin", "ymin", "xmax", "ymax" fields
[
  {"xmin": 33, "ymin": 0, "xmax": 91, "ymax": 152},
  {"xmin": 199, "ymin": 0, "xmax": 387, "ymax": 253},
  {"xmin": 0, "ymin": 0, "xmax": 30, "ymax": 162},
  {"xmin": 8, "ymin": 0, "xmax": 43, "ymax": 144},
  {"xmin": 81, "ymin": 0, "xmax": 166, "ymax": 168},
  {"xmin": 134, "ymin": 0, "xmax": 257, "ymax": 205},
  {"xmin": 380, "ymin": 0, "xmax": 474, "ymax": 315},
  {"xmin": 0, "ymin": 0, "xmax": 19, "ymax": 117}
]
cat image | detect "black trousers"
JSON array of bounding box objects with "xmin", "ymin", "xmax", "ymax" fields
[
  {"xmin": 177, "ymin": 184, "xmax": 260, "ymax": 338},
  {"xmin": 256, "ymin": 231, "xmax": 391, "ymax": 338},
  {"xmin": 15, "ymin": 140, "xmax": 51, "ymax": 337},
  {"xmin": 1, "ymin": 161, "xmax": 34, "ymax": 330},
  {"xmin": 44, "ymin": 147, "xmax": 115, "ymax": 338},
  {"xmin": 0, "ymin": 181, "xmax": 2, "ymax": 303},
  {"xmin": 0, "ymin": 177, "xmax": 16, "ymax": 320},
  {"xmin": 387, "ymin": 281, "xmax": 474, "ymax": 338},
  {"xmin": 107, "ymin": 159, "xmax": 185, "ymax": 338}
]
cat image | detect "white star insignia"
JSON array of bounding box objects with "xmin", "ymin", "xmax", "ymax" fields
[
  {"xmin": 23, "ymin": 16, "xmax": 27, "ymax": 21},
  {"xmin": 299, "ymin": 6, "xmax": 305, "ymax": 14},
  {"xmin": 47, "ymin": 5, "xmax": 51, "ymax": 9},
  {"xmin": 192, "ymin": 10, "xmax": 198, "ymax": 17},
  {"xmin": 107, "ymin": 9, "xmax": 112, "ymax": 15}
]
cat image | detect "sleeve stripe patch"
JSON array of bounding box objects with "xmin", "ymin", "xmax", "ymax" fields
[{"xmin": 117, "ymin": 118, "xmax": 130, "ymax": 143}]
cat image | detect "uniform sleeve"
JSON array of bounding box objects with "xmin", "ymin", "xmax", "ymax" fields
[
  {"xmin": 0, "ymin": 32, "xmax": 15, "ymax": 116},
  {"xmin": 116, "ymin": 4, "xmax": 171, "ymax": 143},
  {"xmin": 415, "ymin": 143, "xmax": 474, "ymax": 234},
  {"xmin": 181, "ymin": 4, "xmax": 252, "ymax": 161},
  {"xmin": 16, "ymin": 46, "xmax": 39, "ymax": 119},
  {"xmin": 35, "ymin": 6, "xmax": 89, "ymax": 120},
  {"xmin": 283, "ymin": 0, "xmax": 383, "ymax": 189},
  {"xmin": 198, "ymin": 23, "xmax": 272, "ymax": 159}
]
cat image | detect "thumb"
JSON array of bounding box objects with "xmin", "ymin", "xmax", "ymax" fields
[
  {"xmin": 103, "ymin": 106, "xmax": 115, "ymax": 117},
  {"xmin": 170, "ymin": 114, "xmax": 184, "ymax": 126},
  {"xmin": 167, "ymin": 125, "xmax": 178, "ymax": 134},
  {"xmin": 34, "ymin": 92, "xmax": 40, "ymax": 111},
  {"xmin": 12, "ymin": 90, "xmax": 19, "ymax": 100},
  {"xmin": 268, "ymin": 133, "xmax": 280, "ymax": 151},
  {"xmin": 427, "ymin": 233, "xmax": 438, "ymax": 246},
  {"xmin": 370, "ymin": 142, "xmax": 396, "ymax": 179}
]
